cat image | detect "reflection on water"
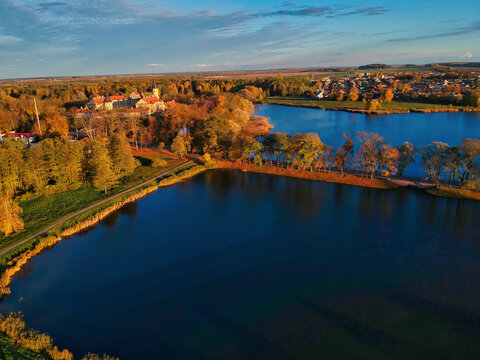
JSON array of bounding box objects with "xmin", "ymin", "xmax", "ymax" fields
[{"xmin": 1, "ymin": 170, "xmax": 480, "ymax": 360}]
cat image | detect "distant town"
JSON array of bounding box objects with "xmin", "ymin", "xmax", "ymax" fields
[{"xmin": 313, "ymin": 70, "xmax": 480, "ymax": 104}]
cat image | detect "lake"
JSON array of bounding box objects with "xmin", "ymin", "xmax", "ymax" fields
[
  {"xmin": 1, "ymin": 170, "xmax": 480, "ymax": 359},
  {"xmin": 254, "ymin": 105, "xmax": 480, "ymax": 176}
]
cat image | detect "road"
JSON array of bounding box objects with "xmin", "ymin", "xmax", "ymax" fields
[{"xmin": 0, "ymin": 159, "xmax": 194, "ymax": 258}]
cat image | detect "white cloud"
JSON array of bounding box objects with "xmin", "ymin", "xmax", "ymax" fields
[
  {"xmin": 0, "ymin": 34, "xmax": 22, "ymax": 45},
  {"xmin": 461, "ymin": 50, "xmax": 473, "ymax": 58},
  {"xmin": 147, "ymin": 63, "xmax": 164, "ymax": 67}
]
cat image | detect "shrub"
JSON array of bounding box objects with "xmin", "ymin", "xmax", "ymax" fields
[{"xmin": 152, "ymin": 157, "xmax": 167, "ymax": 168}]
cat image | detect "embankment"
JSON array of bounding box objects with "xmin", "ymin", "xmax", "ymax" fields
[
  {"xmin": 425, "ymin": 186, "xmax": 480, "ymax": 201},
  {"xmin": 61, "ymin": 185, "xmax": 157, "ymax": 237},
  {"xmin": 216, "ymin": 161, "xmax": 398, "ymax": 189},
  {"xmin": 158, "ymin": 164, "xmax": 212, "ymax": 187}
]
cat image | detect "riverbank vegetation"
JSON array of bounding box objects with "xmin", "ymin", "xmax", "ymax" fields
[
  {"xmin": 0, "ymin": 313, "xmax": 117, "ymax": 360},
  {"xmin": 260, "ymin": 96, "xmax": 469, "ymax": 113}
]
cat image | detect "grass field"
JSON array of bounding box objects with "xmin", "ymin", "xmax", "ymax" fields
[
  {"xmin": 261, "ymin": 96, "xmax": 462, "ymax": 111},
  {"xmin": 0, "ymin": 152, "xmax": 182, "ymax": 255}
]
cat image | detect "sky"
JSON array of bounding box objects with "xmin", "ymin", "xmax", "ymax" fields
[{"xmin": 0, "ymin": 0, "xmax": 479, "ymax": 79}]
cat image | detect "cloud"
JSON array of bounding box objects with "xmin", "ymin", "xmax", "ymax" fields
[
  {"xmin": 340, "ymin": 6, "xmax": 388, "ymax": 16},
  {"xmin": 37, "ymin": 2, "xmax": 65, "ymax": 11},
  {"xmin": 0, "ymin": 34, "xmax": 22, "ymax": 45},
  {"xmin": 261, "ymin": 7, "xmax": 332, "ymax": 17},
  {"xmin": 147, "ymin": 63, "xmax": 164, "ymax": 67},
  {"xmin": 461, "ymin": 51, "xmax": 473, "ymax": 58},
  {"xmin": 356, "ymin": 7, "xmax": 388, "ymax": 16},
  {"xmin": 387, "ymin": 20, "xmax": 480, "ymax": 42}
]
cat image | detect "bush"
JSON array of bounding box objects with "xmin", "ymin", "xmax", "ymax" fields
[{"xmin": 152, "ymin": 157, "xmax": 167, "ymax": 168}]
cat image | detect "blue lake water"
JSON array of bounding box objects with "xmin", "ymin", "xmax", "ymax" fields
[
  {"xmin": 254, "ymin": 105, "xmax": 480, "ymax": 176},
  {"xmin": 1, "ymin": 170, "xmax": 480, "ymax": 359}
]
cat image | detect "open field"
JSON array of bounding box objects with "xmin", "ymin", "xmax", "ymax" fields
[{"xmin": 261, "ymin": 96, "xmax": 464, "ymax": 111}]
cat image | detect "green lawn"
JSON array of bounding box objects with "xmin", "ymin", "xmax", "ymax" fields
[
  {"xmin": 261, "ymin": 96, "xmax": 462, "ymax": 111},
  {"xmin": 0, "ymin": 155, "xmax": 182, "ymax": 256},
  {"xmin": 0, "ymin": 336, "xmax": 51, "ymax": 360}
]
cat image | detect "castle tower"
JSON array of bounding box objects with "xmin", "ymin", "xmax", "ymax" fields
[{"xmin": 152, "ymin": 80, "xmax": 159, "ymax": 99}]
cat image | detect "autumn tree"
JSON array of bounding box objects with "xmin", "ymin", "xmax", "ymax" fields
[
  {"xmin": 0, "ymin": 140, "xmax": 24, "ymax": 196},
  {"xmin": 335, "ymin": 90, "xmax": 345, "ymax": 101},
  {"xmin": 84, "ymin": 140, "xmax": 118, "ymax": 193},
  {"xmin": 356, "ymin": 132, "xmax": 384, "ymax": 177},
  {"xmin": 364, "ymin": 98, "xmax": 381, "ymax": 110},
  {"xmin": 444, "ymin": 146, "xmax": 464, "ymax": 185},
  {"xmin": 108, "ymin": 133, "xmax": 137, "ymax": 176},
  {"xmin": 0, "ymin": 194, "xmax": 24, "ymax": 236},
  {"xmin": 397, "ymin": 142, "xmax": 416, "ymax": 176},
  {"xmin": 348, "ymin": 87, "xmax": 360, "ymax": 101},
  {"xmin": 380, "ymin": 88, "xmax": 394, "ymax": 103},
  {"xmin": 422, "ymin": 142, "xmax": 449, "ymax": 186},
  {"xmin": 171, "ymin": 134, "xmax": 187, "ymax": 158},
  {"xmin": 297, "ymin": 133, "xmax": 324, "ymax": 170},
  {"xmin": 460, "ymin": 138, "xmax": 480, "ymax": 180},
  {"xmin": 335, "ymin": 137, "xmax": 354, "ymax": 176},
  {"xmin": 379, "ymin": 143, "xmax": 400, "ymax": 177}
]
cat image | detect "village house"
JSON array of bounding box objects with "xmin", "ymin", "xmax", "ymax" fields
[{"xmin": 0, "ymin": 132, "xmax": 36, "ymax": 144}]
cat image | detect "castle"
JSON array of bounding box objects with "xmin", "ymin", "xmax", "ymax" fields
[{"xmin": 85, "ymin": 82, "xmax": 171, "ymax": 113}]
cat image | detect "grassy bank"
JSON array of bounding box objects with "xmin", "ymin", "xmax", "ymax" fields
[
  {"xmin": 425, "ymin": 186, "xmax": 480, "ymax": 201},
  {"xmin": 158, "ymin": 163, "xmax": 216, "ymax": 187},
  {"xmin": 216, "ymin": 161, "xmax": 398, "ymax": 189},
  {"xmin": 260, "ymin": 96, "xmax": 466, "ymax": 113}
]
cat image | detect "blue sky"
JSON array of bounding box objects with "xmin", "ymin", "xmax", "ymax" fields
[{"xmin": 0, "ymin": 0, "xmax": 479, "ymax": 78}]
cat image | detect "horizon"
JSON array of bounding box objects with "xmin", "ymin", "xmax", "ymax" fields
[{"xmin": 1, "ymin": 0, "xmax": 479, "ymax": 79}]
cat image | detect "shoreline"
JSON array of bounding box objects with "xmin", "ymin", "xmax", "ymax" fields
[
  {"xmin": 257, "ymin": 100, "xmax": 480, "ymax": 115},
  {"xmin": 216, "ymin": 160, "xmax": 397, "ymax": 189},
  {"xmin": 215, "ymin": 161, "xmax": 480, "ymax": 201},
  {"xmin": 2, "ymin": 161, "xmax": 479, "ymax": 297}
]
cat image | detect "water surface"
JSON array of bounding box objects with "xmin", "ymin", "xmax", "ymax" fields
[
  {"xmin": 255, "ymin": 105, "xmax": 480, "ymax": 176},
  {"xmin": 1, "ymin": 170, "xmax": 480, "ymax": 359}
]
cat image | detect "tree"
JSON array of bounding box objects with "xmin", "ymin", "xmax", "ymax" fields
[
  {"xmin": 297, "ymin": 133, "xmax": 324, "ymax": 170},
  {"xmin": 380, "ymin": 88, "xmax": 394, "ymax": 103},
  {"xmin": 379, "ymin": 143, "xmax": 400, "ymax": 178},
  {"xmin": 0, "ymin": 194, "xmax": 24, "ymax": 236},
  {"xmin": 444, "ymin": 146, "xmax": 464, "ymax": 185},
  {"xmin": 348, "ymin": 87, "xmax": 360, "ymax": 101},
  {"xmin": 464, "ymin": 90, "xmax": 480, "ymax": 107},
  {"xmin": 317, "ymin": 145, "xmax": 334, "ymax": 172},
  {"xmin": 85, "ymin": 141, "xmax": 118, "ymax": 193},
  {"xmin": 364, "ymin": 98, "xmax": 381, "ymax": 110},
  {"xmin": 108, "ymin": 133, "xmax": 137, "ymax": 176},
  {"xmin": 421, "ymin": 142, "xmax": 449, "ymax": 186},
  {"xmin": 356, "ymin": 132, "xmax": 384, "ymax": 178},
  {"xmin": 335, "ymin": 137, "xmax": 354, "ymax": 176},
  {"xmin": 397, "ymin": 142, "xmax": 416, "ymax": 176},
  {"xmin": 0, "ymin": 140, "xmax": 24, "ymax": 196},
  {"xmin": 460, "ymin": 138, "xmax": 480, "ymax": 180},
  {"xmin": 152, "ymin": 157, "xmax": 167, "ymax": 168},
  {"xmin": 171, "ymin": 134, "xmax": 187, "ymax": 158},
  {"xmin": 335, "ymin": 90, "xmax": 344, "ymax": 101}
]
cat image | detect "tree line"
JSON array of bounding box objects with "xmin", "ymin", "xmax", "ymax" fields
[
  {"xmin": 1, "ymin": 74, "xmax": 479, "ymax": 134},
  {"xmin": 175, "ymin": 129, "xmax": 480, "ymax": 189}
]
